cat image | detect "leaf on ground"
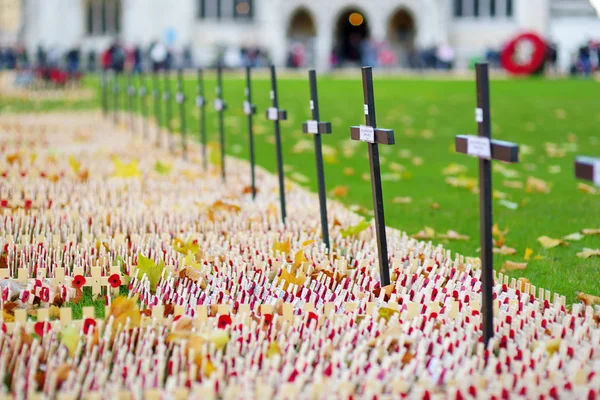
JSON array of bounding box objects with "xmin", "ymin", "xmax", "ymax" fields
[
  {"xmin": 292, "ymin": 139, "xmax": 312, "ymax": 154},
  {"xmin": 290, "ymin": 172, "xmax": 310, "ymax": 183},
  {"xmin": 501, "ymin": 261, "xmax": 527, "ymax": 272},
  {"xmin": 582, "ymin": 229, "xmax": 600, "ymax": 236},
  {"xmin": 273, "ymin": 240, "xmax": 291, "ymax": 255},
  {"xmin": 577, "ymin": 292, "xmax": 600, "ymax": 306},
  {"xmin": 210, "ymin": 200, "xmax": 241, "ymax": 215},
  {"xmin": 578, "ymin": 183, "xmax": 598, "ymax": 195},
  {"xmin": 294, "ymin": 240, "xmax": 315, "ymax": 267},
  {"xmin": 112, "ymin": 156, "xmax": 141, "ymax": 178},
  {"xmin": 182, "ymin": 253, "xmax": 202, "ymax": 270},
  {"xmin": 392, "ymin": 196, "xmax": 412, "ymax": 204},
  {"xmin": 576, "ymin": 248, "xmax": 600, "ymax": 259},
  {"xmin": 389, "ymin": 162, "xmax": 405, "ymax": 173},
  {"xmin": 107, "ymin": 294, "xmax": 141, "ymax": 332},
  {"xmin": 378, "ymin": 307, "xmax": 399, "ymax": 323},
  {"xmin": 503, "ymin": 180, "xmax": 524, "ymax": 189},
  {"xmin": 524, "ymin": 248, "xmax": 533, "ymax": 260},
  {"xmin": 493, "ymin": 246, "xmax": 517, "ymax": 255},
  {"xmin": 61, "ymin": 324, "xmax": 80, "ymax": 356},
  {"xmin": 563, "ymin": 232, "xmax": 584, "ymax": 241},
  {"xmin": 445, "ymin": 176, "xmax": 478, "ymax": 192},
  {"xmin": 343, "ymin": 167, "xmax": 355, "ymax": 176},
  {"xmin": 438, "ymin": 230, "xmax": 469, "ymax": 241},
  {"xmin": 341, "ymin": 219, "xmax": 371, "ymax": 238},
  {"xmin": 526, "ymin": 176, "xmax": 551, "ymax": 194},
  {"xmin": 280, "ymin": 267, "xmax": 306, "ymax": 291},
  {"xmin": 135, "ymin": 255, "xmax": 165, "ymax": 292},
  {"xmin": 155, "ymin": 160, "xmax": 172, "ymax": 175},
  {"xmin": 266, "ymin": 341, "xmax": 281, "ymax": 358},
  {"xmin": 537, "ymin": 236, "xmax": 567, "ymax": 249},
  {"xmin": 330, "ymin": 185, "xmax": 349, "ymax": 197},
  {"xmin": 173, "ymin": 238, "xmax": 199, "ymax": 256},
  {"xmin": 442, "ymin": 163, "xmax": 467, "ymax": 175},
  {"xmin": 493, "ymin": 163, "xmax": 520, "ymax": 178},
  {"xmin": 68, "ymin": 155, "xmax": 80, "ymax": 174},
  {"xmin": 412, "ymin": 227, "xmax": 435, "ymax": 240},
  {"xmin": 493, "ymin": 190, "xmax": 509, "ymax": 200}
]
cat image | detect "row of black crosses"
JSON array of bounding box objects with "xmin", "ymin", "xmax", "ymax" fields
[{"xmin": 101, "ymin": 63, "xmax": 599, "ymax": 347}]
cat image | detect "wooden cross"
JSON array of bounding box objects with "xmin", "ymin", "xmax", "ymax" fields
[
  {"xmin": 152, "ymin": 71, "xmax": 163, "ymax": 147},
  {"xmin": 163, "ymin": 69, "xmax": 175, "ymax": 152},
  {"xmin": 454, "ymin": 62, "xmax": 520, "ymax": 346},
  {"xmin": 265, "ymin": 65, "xmax": 288, "ymax": 223},
  {"xmin": 574, "ymin": 156, "xmax": 600, "ymax": 186},
  {"xmin": 244, "ymin": 66, "xmax": 257, "ymax": 199},
  {"xmin": 349, "ymin": 67, "xmax": 394, "ymax": 287},
  {"xmin": 302, "ymin": 69, "xmax": 332, "ymax": 250},
  {"xmin": 176, "ymin": 68, "xmax": 188, "ymax": 158},
  {"xmin": 214, "ymin": 64, "xmax": 227, "ymax": 181},
  {"xmin": 196, "ymin": 68, "xmax": 207, "ymax": 170},
  {"xmin": 126, "ymin": 71, "xmax": 136, "ymax": 134},
  {"xmin": 101, "ymin": 69, "xmax": 108, "ymax": 117},
  {"xmin": 137, "ymin": 72, "xmax": 149, "ymax": 140},
  {"xmin": 112, "ymin": 72, "xmax": 120, "ymax": 125}
]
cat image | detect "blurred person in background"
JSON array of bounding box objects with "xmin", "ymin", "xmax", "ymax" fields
[
  {"xmin": 66, "ymin": 45, "xmax": 81, "ymax": 78},
  {"xmin": 132, "ymin": 44, "xmax": 143, "ymax": 73},
  {"xmin": 108, "ymin": 40, "xmax": 126, "ymax": 73},
  {"xmin": 149, "ymin": 41, "xmax": 167, "ymax": 71},
  {"xmin": 183, "ymin": 44, "xmax": 194, "ymax": 69},
  {"xmin": 87, "ymin": 49, "xmax": 97, "ymax": 71}
]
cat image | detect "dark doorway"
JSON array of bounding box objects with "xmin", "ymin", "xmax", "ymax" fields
[
  {"xmin": 387, "ymin": 8, "xmax": 416, "ymax": 67},
  {"xmin": 334, "ymin": 9, "xmax": 370, "ymax": 65},
  {"xmin": 287, "ymin": 8, "xmax": 316, "ymax": 68}
]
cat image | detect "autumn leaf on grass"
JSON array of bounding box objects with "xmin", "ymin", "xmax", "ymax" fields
[
  {"xmin": 294, "ymin": 240, "xmax": 315, "ymax": 267},
  {"xmin": 501, "ymin": 261, "xmax": 527, "ymax": 272},
  {"xmin": 279, "ymin": 267, "xmax": 306, "ymax": 291},
  {"xmin": 182, "ymin": 253, "xmax": 202, "ymax": 270},
  {"xmin": 211, "ymin": 200, "xmax": 241, "ymax": 214},
  {"xmin": 524, "ymin": 248, "xmax": 534, "ymax": 260},
  {"xmin": 438, "ymin": 230, "xmax": 469, "ymax": 241},
  {"xmin": 412, "ymin": 227, "xmax": 435, "ymax": 240},
  {"xmin": 578, "ymin": 183, "xmax": 598, "ymax": 195},
  {"xmin": 155, "ymin": 160, "xmax": 172, "ymax": 175},
  {"xmin": 563, "ymin": 232, "xmax": 585, "ymax": 241},
  {"xmin": 576, "ymin": 248, "xmax": 600, "ymax": 259},
  {"xmin": 493, "ymin": 246, "xmax": 517, "ymax": 255},
  {"xmin": 112, "ymin": 156, "xmax": 141, "ymax": 178},
  {"xmin": 442, "ymin": 163, "xmax": 467, "ymax": 176},
  {"xmin": 445, "ymin": 176, "xmax": 477, "ymax": 192},
  {"xmin": 537, "ymin": 236, "xmax": 567, "ymax": 249},
  {"xmin": 503, "ymin": 180, "xmax": 524, "ymax": 189},
  {"xmin": 526, "ymin": 176, "xmax": 551, "ymax": 194},
  {"xmin": 135, "ymin": 254, "xmax": 165, "ymax": 292},
  {"xmin": 392, "ymin": 196, "xmax": 412, "ymax": 204},
  {"xmin": 577, "ymin": 292, "xmax": 600, "ymax": 306},
  {"xmin": 582, "ymin": 229, "xmax": 600, "ymax": 236},
  {"xmin": 378, "ymin": 307, "xmax": 399, "ymax": 323},
  {"xmin": 107, "ymin": 294, "xmax": 141, "ymax": 332},
  {"xmin": 273, "ymin": 239, "xmax": 291, "ymax": 256},
  {"xmin": 330, "ymin": 185, "xmax": 349, "ymax": 198},
  {"xmin": 68, "ymin": 155, "xmax": 80, "ymax": 174},
  {"xmin": 341, "ymin": 219, "xmax": 371, "ymax": 238}
]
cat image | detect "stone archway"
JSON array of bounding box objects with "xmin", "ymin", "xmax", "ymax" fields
[
  {"xmin": 286, "ymin": 8, "xmax": 317, "ymax": 68},
  {"xmin": 334, "ymin": 8, "xmax": 370, "ymax": 66},
  {"xmin": 387, "ymin": 8, "xmax": 417, "ymax": 68}
]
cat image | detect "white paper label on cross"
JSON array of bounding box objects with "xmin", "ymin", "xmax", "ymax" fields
[
  {"xmin": 310, "ymin": 100, "xmax": 314, "ymax": 110},
  {"xmin": 359, "ymin": 125, "xmax": 375, "ymax": 143},
  {"xmin": 270, "ymin": 90, "xmax": 275, "ymax": 100},
  {"xmin": 475, "ymin": 108, "xmax": 484, "ymax": 123},
  {"xmin": 196, "ymin": 96, "xmax": 204, "ymax": 107},
  {"xmin": 176, "ymin": 93, "xmax": 184, "ymax": 104},
  {"xmin": 307, "ymin": 120, "xmax": 319, "ymax": 134},
  {"xmin": 214, "ymin": 99, "xmax": 223, "ymax": 111},
  {"xmin": 243, "ymin": 101, "xmax": 252, "ymax": 115},
  {"xmin": 268, "ymin": 107, "xmax": 279, "ymax": 121},
  {"xmin": 594, "ymin": 160, "xmax": 600, "ymax": 186},
  {"xmin": 364, "ymin": 104, "xmax": 369, "ymax": 115},
  {"xmin": 466, "ymin": 136, "xmax": 491, "ymax": 159}
]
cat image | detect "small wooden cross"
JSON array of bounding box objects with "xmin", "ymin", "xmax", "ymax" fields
[
  {"xmin": 244, "ymin": 66, "xmax": 257, "ymax": 199},
  {"xmin": 137, "ymin": 72, "xmax": 149, "ymax": 140},
  {"xmin": 265, "ymin": 65, "xmax": 288, "ymax": 223},
  {"xmin": 574, "ymin": 156, "xmax": 600, "ymax": 186},
  {"xmin": 214, "ymin": 64, "xmax": 228, "ymax": 181},
  {"xmin": 302, "ymin": 69, "xmax": 332, "ymax": 250},
  {"xmin": 163, "ymin": 69, "xmax": 175, "ymax": 152},
  {"xmin": 454, "ymin": 62, "xmax": 519, "ymax": 346},
  {"xmin": 176, "ymin": 68, "xmax": 188, "ymax": 158},
  {"xmin": 196, "ymin": 68, "xmax": 207, "ymax": 170},
  {"xmin": 126, "ymin": 71, "xmax": 136, "ymax": 134},
  {"xmin": 152, "ymin": 71, "xmax": 163, "ymax": 146},
  {"xmin": 349, "ymin": 66, "xmax": 395, "ymax": 286}
]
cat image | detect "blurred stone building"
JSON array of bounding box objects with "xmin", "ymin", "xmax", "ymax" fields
[{"xmin": 14, "ymin": 0, "xmax": 600, "ymax": 70}]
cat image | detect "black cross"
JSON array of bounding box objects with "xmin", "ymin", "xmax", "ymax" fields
[
  {"xmin": 349, "ymin": 67, "xmax": 394, "ymax": 287},
  {"xmin": 176, "ymin": 68, "xmax": 188, "ymax": 158},
  {"xmin": 126, "ymin": 71, "xmax": 136, "ymax": 134},
  {"xmin": 455, "ymin": 63, "xmax": 519, "ymax": 347},
  {"xmin": 196, "ymin": 68, "xmax": 207, "ymax": 171},
  {"xmin": 266, "ymin": 65, "xmax": 288, "ymax": 223},
  {"xmin": 151, "ymin": 71, "xmax": 162, "ymax": 147},
  {"xmin": 214, "ymin": 64, "xmax": 227, "ymax": 182},
  {"xmin": 163, "ymin": 69, "xmax": 175, "ymax": 152},
  {"xmin": 137, "ymin": 72, "xmax": 149, "ymax": 140},
  {"xmin": 244, "ymin": 66, "xmax": 257, "ymax": 199},
  {"xmin": 575, "ymin": 156, "xmax": 600, "ymax": 186},
  {"xmin": 112, "ymin": 72, "xmax": 120, "ymax": 125},
  {"xmin": 302, "ymin": 69, "xmax": 332, "ymax": 250},
  {"xmin": 101, "ymin": 69, "xmax": 108, "ymax": 117}
]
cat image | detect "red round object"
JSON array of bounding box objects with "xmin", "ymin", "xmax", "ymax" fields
[
  {"xmin": 108, "ymin": 273, "xmax": 122, "ymax": 288},
  {"xmin": 218, "ymin": 314, "xmax": 232, "ymax": 329},
  {"xmin": 501, "ymin": 32, "xmax": 547, "ymax": 75},
  {"xmin": 72, "ymin": 275, "xmax": 86, "ymax": 289}
]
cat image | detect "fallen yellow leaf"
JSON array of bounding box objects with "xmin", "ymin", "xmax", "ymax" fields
[
  {"xmin": 526, "ymin": 176, "xmax": 551, "ymax": 194},
  {"xmin": 330, "ymin": 185, "xmax": 349, "ymax": 197},
  {"xmin": 524, "ymin": 248, "xmax": 533, "ymax": 260},
  {"xmin": 537, "ymin": 236, "xmax": 566, "ymax": 249},
  {"xmin": 493, "ymin": 246, "xmax": 517, "ymax": 255},
  {"xmin": 576, "ymin": 248, "xmax": 600, "ymax": 259},
  {"xmin": 412, "ymin": 227, "xmax": 435, "ymax": 240},
  {"xmin": 438, "ymin": 230, "xmax": 470, "ymax": 241},
  {"xmin": 578, "ymin": 183, "xmax": 598, "ymax": 195},
  {"xmin": 577, "ymin": 292, "xmax": 600, "ymax": 306},
  {"xmin": 501, "ymin": 261, "xmax": 527, "ymax": 272},
  {"xmin": 392, "ymin": 196, "xmax": 412, "ymax": 204},
  {"xmin": 563, "ymin": 232, "xmax": 584, "ymax": 241},
  {"xmin": 273, "ymin": 240, "xmax": 291, "ymax": 256},
  {"xmin": 582, "ymin": 229, "xmax": 600, "ymax": 236}
]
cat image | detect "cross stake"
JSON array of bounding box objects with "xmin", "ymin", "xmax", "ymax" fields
[
  {"xmin": 302, "ymin": 69, "xmax": 332, "ymax": 250},
  {"xmin": 101, "ymin": 69, "xmax": 108, "ymax": 117},
  {"xmin": 152, "ymin": 71, "xmax": 162, "ymax": 147},
  {"xmin": 138, "ymin": 72, "xmax": 149, "ymax": 140},
  {"xmin": 574, "ymin": 156, "xmax": 600, "ymax": 186},
  {"xmin": 455, "ymin": 62, "xmax": 520, "ymax": 347},
  {"xmin": 176, "ymin": 68, "xmax": 188, "ymax": 158},
  {"xmin": 196, "ymin": 68, "xmax": 207, "ymax": 171},
  {"xmin": 349, "ymin": 66, "xmax": 394, "ymax": 287},
  {"xmin": 244, "ymin": 66, "xmax": 257, "ymax": 199},
  {"xmin": 163, "ymin": 69, "xmax": 175, "ymax": 152},
  {"xmin": 214, "ymin": 64, "xmax": 228, "ymax": 181},
  {"xmin": 127, "ymin": 71, "xmax": 136, "ymax": 134},
  {"xmin": 266, "ymin": 64, "xmax": 288, "ymax": 223}
]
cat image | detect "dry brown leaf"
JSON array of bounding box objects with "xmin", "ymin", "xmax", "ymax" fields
[
  {"xmin": 107, "ymin": 294, "xmax": 141, "ymax": 332},
  {"xmin": 576, "ymin": 248, "xmax": 600, "ymax": 259},
  {"xmin": 501, "ymin": 261, "xmax": 527, "ymax": 272},
  {"xmin": 438, "ymin": 230, "xmax": 469, "ymax": 241},
  {"xmin": 343, "ymin": 167, "xmax": 355, "ymax": 176},
  {"xmin": 526, "ymin": 176, "xmax": 551, "ymax": 194},
  {"xmin": 537, "ymin": 236, "xmax": 567, "ymax": 249},
  {"xmin": 330, "ymin": 186, "xmax": 349, "ymax": 197},
  {"xmin": 582, "ymin": 229, "xmax": 600, "ymax": 236},
  {"xmin": 411, "ymin": 227, "xmax": 435, "ymax": 240},
  {"xmin": 577, "ymin": 292, "xmax": 600, "ymax": 306},
  {"xmin": 493, "ymin": 246, "xmax": 517, "ymax": 255},
  {"xmin": 578, "ymin": 183, "xmax": 598, "ymax": 195},
  {"xmin": 503, "ymin": 180, "xmax": 524, "ymax": 189}
]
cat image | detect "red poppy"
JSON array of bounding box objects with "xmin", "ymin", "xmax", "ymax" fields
[
  {"xmin": 20, "ymin": 290, "xmax": 30, "ymax": 303},
  {"xmin": 263, "ymin": 313, "xmax": 273, "ymax": 326},
  {"xmin": 1, "ymin": 322, "xmax": 6, "ymax": 334},
  {"xmin": 34, "ymin": 279, "xmax": 43, "ymax": 288},
  {"xmin": 72, "ymin": 275, "xmax": 86, "ymax": 289},
  {"xmin": 217, "ymin": 314, "xmax": 232, "ymax": 329},
  {"xmin": 2, "ymin": 287, "xmax": 8, "ymax": 302},
  {"xmin": 39, "ymin": 287, "xmax": 50, "ymax": 302},
  {"xmin": 108, "ymin": 274, "xmax": 122, "ymax": 288},
  {"xmin": 34, "ymin": 321, "xmax": 51, "ymax": 338},
  {"xmin": 173, "ymin": 315, "xmax": 182, "ymax": 322},
  {"xmin": 82, "ymin": 318, "xmax": 96, "ymax": 335},
  {"xmin": 306, "ymin": 311, "xmax": 318, "ymax": 328}
]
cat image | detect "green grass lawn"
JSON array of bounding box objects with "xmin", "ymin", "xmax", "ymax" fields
[{"xmin": 2, "ymin": 71, "xmax": 599, "ymax": 303}]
